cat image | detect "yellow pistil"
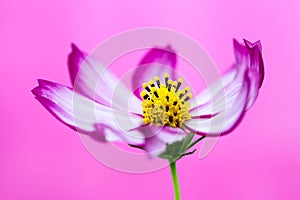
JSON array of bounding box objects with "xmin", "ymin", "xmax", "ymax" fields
[{"xmin": 140, "ymin": 73, "xmax": 192, "ymax": 127}]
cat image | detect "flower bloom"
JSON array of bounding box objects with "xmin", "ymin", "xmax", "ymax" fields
[{"xmin": 32, "ymin": 39, "xmax": 264, "ymax": 155}]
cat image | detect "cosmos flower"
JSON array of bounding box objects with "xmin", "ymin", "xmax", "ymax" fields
[{"xmin": 32, "ymin": 39, "xmax": 264, "ymax": 156}]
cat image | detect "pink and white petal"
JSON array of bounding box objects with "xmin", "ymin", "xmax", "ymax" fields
[
  {"xmin": 132, "ymin": 46, "xmax": 177, "ymax": 98},
  {"xmin": 184, "ymin": 70, "xmax": 250, "ymax": 136},
  {"xmin": 68, "ymin": 44, "xmax": 141, "ymax": 114},
  {"xmin": 32, "ymin": 80, "xmax": 145, "ymax": 145},
  {"xmin": 32, "ymin": 79, "xmax": 92, "ymax": 130}
]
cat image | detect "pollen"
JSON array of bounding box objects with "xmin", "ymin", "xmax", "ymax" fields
[{"xmin": 140, "ymin": 73, "xmax": 192, "ymax": 127}]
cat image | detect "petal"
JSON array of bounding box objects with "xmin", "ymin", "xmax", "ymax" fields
[
  {"xmin": 243, "ymin": 39, "xmax": 264, "ymax": 88},
  {"xmin": 131, "ymin": 46, "xmax": 177, "ymax": 98},
  {"xmin": 189, "ymin": 66, "xmax": 237, "ymax": 112},
  {"xmin": 68, "ymin": 44, "xmax": 141, "ymax": 114},
  {"xmin": 185, "ymin": 39, "xmax": 264, "ymax": 136},
  {"xmin": 184, "ymin": 66, "xmax": 250, "ymax": 136},
  {"xmin": 68, "ymin": 43, "xmax": 85, "ymax": 85},
  {"xmin": 32, "ymin": 80, "xmax": 145, "ymax": 145},
  {"xmin": 233, "ymin": 39, "xmax": 265, "ymax": 109}
]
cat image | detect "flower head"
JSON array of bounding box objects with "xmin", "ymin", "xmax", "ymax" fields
[{"xmin": 32, "ymin": 39, "xmax": 264, "ymax": 156}]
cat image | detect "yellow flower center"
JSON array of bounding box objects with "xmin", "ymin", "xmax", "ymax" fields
[{"xmin": 140, "ymin": 73, "xmax": 192, "ymax": 127}]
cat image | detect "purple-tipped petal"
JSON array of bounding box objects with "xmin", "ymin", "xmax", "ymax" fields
[
  {"xmin": 187, "ymin": 39, "xmax": 264, "ymax": 136},
  {"xmin": 32, "ymin": 80, "xmax": 145, "ymax": 145},
  {"xmin": 244, "ymin": 39, "xmax": 262, "ymax": 51},
  {"xmin": 67, "ymin": 44, "xmax": 141, "ymax": 114},
  {"xmin": 68, "ymin": 43, "xmax": 86, "ymax": 85},
  {"xmin": 233, "ymin": 39, "xmax": 265, "ymax": 109},
  {"xmin": 132, "ymin": 46, "xmax": 177, "ymax": 98},
  {"xmin": 243, "ymin": 39, "xmax": 264, "ymax": 88},
  {"xmin": 32, "ymin": 79, "xmax": 95, "ymax": 132}
]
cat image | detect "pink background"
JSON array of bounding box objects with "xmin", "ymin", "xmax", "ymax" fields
[{"xmin": 1, "ymin": 0, "xmax": 299, "ymax": 199}]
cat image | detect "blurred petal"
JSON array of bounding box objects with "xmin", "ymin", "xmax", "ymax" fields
[
  {"xmin": 189, "ymin": 66, "xmax": 237, "ymax": 112},
  {"xmin": 32, "ymin": 80, "xmax": 144, "ymax": 145},
  {"xmin": 135, "ymin": 125, "xmax": 187, "ymax": 156},
  {"xmin": 184, "ymin": 66, "xmax": 250, "ymax": 136},
  {"xmin": 132, "ymin": 46, "xmax": 177, "ymax": 98},
  {"xmin": 68, "ymin": 44, "xmax": 141, "ymax": 114}
]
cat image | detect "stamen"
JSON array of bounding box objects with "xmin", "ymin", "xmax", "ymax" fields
[
  {"xmin": 175, "ymin": 78, "xmax": 183, "ymax": 92},
  {"xmin": 149, "ymin": 80, "xmax": 155, "ymax": 88},
  {"xmin": 143, "ymin": 83, "xmax": 151, "ymax": 92},
  {"xmin": 179, "ymin": 91, "xmax": 186, "ymax": 99},
  {"xmin": 164, "ymin": 73, "xmax": 169, "ymax": 87},
  {"xmin": 171, "ymin": 81, "xmax": 177, "ymax": 92},
  {"xmin": 154, "ymin": 76, "xmax": 160, "ymax": 88},
  {"xmin": 184, "ymin": 93, "xmax": 192, "ymax": 102},
  {"xmin": 140, "ymin": 74, "xmax": 192, "ymax": 127},
  {"xmin": 167, "ymin": 80, "xmax": 172, "ymax": 91}
]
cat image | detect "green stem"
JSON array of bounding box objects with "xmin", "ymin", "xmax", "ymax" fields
[
  {"xmin": 170, "ymin": 161, "xmax": 181, "ymax": 200},
  {"xmin": 188, "ymin": 135, "xmax": 206, "ymax": 149}
]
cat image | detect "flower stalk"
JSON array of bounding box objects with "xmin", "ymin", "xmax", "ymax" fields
[{"xmin": 170, "ymin": 161, "xmax": 181, "ymax": 200}]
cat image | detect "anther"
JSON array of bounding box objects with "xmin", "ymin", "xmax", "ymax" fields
[
  {"xmin": 171, "ymin": 81, "xmax": 177, "ymax": 92},
  {"xmin": 184, "ymin": 93, "xmax": 192, "ymax": 102},
  {"xmin": 143, "ymin": 83, "xmax": 151, "ymax": 92},
  {"xmin": 185, "ymin": 86, "xmax": 190, "ymax": 92},
  {"xmin": 167, "ymin": 80, "xmax": 172, "ymax": 91},
  {"xmin": 141, "ymin": 91, "xmax": 148, "ymax": 99},
  {"xmin": 154, "ymin": 76, "xmax": 160, "ymax": 88},
  {"xmin": 179, "ymin": 91, "xmax": 185, "ymax": 99},
  {"xmin": 175, "ymin": 78, "xmax": 183, "ymax": 92},
  {"xmin": 149, "ymin": 80, "xmax": 155, "ymax": 88}
]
